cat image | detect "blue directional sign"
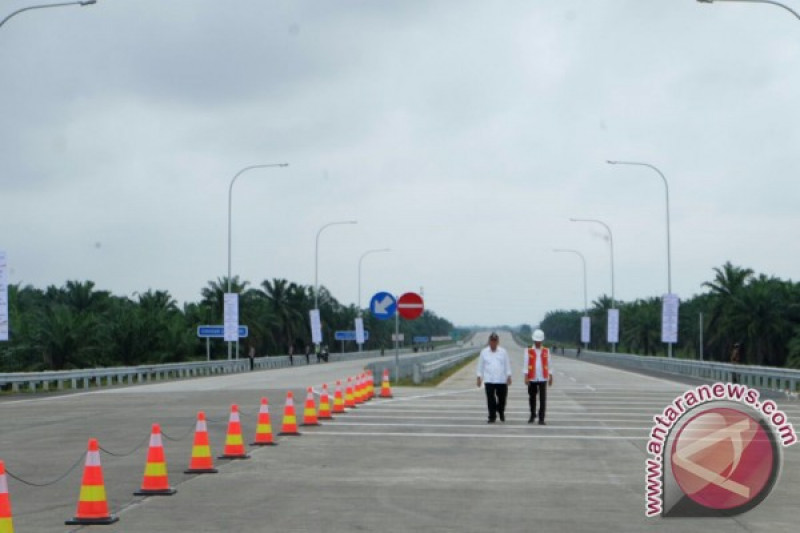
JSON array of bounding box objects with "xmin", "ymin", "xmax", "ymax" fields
[
  {"xmin": 197, "ymin": 325, "xmax": 249, "ymax": 338},
  {"xmin": 370, "ymin": 291, "xmax": 396, "ymax": 320},
  {"xmin": 335, "ymin": 330, "xmax": 370, "ymax": 341},
  {"xmin": 413, "ymin": 336, "xmax": 429, "ymax": 343}
]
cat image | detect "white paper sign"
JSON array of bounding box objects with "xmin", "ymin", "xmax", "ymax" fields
[
  {"xmin": 310, "ymin": 309, "xmax": 322, "ymax": 344},
  {"xmin": 355, "ymin": 317, "xmax": 365, "ymax": 344},
  {"xmin": 581, "ymin": 316, "xmax": 591, "ymax": 344},
  {"xmin": 607, "ymin": 308, "xmax": 619, "ymax": 344},
  {"xmin": 661, "ymin": 293, "xmax": 680, "ymax": 344},
  {"xmin": 223, "ymin": 292, "xmax": 239, "ymax": 342}
]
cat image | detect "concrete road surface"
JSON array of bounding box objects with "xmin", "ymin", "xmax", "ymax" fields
[{"xmin": 0, "ymin": 330, "xmax": 797, "ymax": 532}]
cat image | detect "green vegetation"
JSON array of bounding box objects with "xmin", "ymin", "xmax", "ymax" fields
[
  {"xmin": 538, "ymin": 262, "xmax": 800, "ymax": 368},
  {"xmin": 0, "ymin": 277, "xmax": 454, "ymax": 371}
]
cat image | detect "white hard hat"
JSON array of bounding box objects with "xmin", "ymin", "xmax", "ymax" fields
[{"xmin": 532, "ymin": 329, "xmax": 545, "ymax": 342}]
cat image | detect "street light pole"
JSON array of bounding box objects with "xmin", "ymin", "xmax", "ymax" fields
[
  {"xmin": 607, "ymin": 160, "xmax": 675, "ymax": 358},
  {"xmin": 0, "ymin": 1, "xmax": 96, "ymax": 31},
  {"xmin": 357, "ymin": 248, "xmax": 390, "ymax": 351},
  {"xmin": 226, "ymin": 163, "xmax": 288, "ymax": 360},
  {"xmin": 697, "ymin": 0, "xmax": 800, "ymax": 20},
  {"xmin": 570, "ymin": 218, "xmax": 617, "ymax": 352},
  {"xmin": 553, "ymin": 248, "xmax": 589, "ymax": 349},
  {"xmin": 313, "ymin": 220, "xmax": 357, "ymax": 352}
]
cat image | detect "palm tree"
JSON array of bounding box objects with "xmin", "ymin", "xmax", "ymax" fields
[{"xmin": 702, "ymin": 262, "xmax": 754, "ymax": 361}]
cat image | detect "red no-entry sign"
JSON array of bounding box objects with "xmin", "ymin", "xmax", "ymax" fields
[{"xmin": 397, "ymin": 292, "xmax": 424, "ymax": 320}]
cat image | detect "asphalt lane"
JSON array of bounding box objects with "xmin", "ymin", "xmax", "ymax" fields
[{"xmin": 1, "ymin": 332, "xmax": 798, "ymax": 532}]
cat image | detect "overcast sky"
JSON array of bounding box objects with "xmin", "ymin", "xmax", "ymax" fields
[{"xmin": 2, "ymin": 0, "xmax": 799, "ymax": 328}]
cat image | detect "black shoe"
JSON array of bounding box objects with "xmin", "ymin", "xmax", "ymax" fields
[
  {"xmin": 487, "ymin": 418, "xmax": 496, "ymax": 424},
  {"xmin": 499, "ymin": 412, "xmax": 505, "ymax": 422},
  {"xmin": 538, "ymin": 420, "xmax": 546, "ymax": 425},
  {"xmin": 528, "ymin": 415, "xmax": 534, "ymax": 424}
]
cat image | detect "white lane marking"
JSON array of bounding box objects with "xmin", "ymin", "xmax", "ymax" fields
[
  {"xmin": 303, "ymin": 431, "xmax": 648, "ymax": 440},
  {"xmin": 324, "ymin": 421, "xmax": 650, "ymax": 430}
]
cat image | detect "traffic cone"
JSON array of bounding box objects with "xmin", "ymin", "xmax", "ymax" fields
[
  {"xmin": 185, "ymin": 412, "xmax": 218, "ymax": 473},
  {"xmin": 345, "ymin": 377, "xmax": 357, "ymax": 408},
  {"xmin": 301, "ymin": 387, "xmax": 320, "ymax": 426},
  {"xmin": 134, "ymin": 423, "xmax": 176, "ymax": 496},
  {"xmin": 218, "ymin": 404, "xmax": 250, "ymax": 459},
  {"xmin": 318, "ymin": 384, "xmax": 333, "ymax": 420},
  {"xmin": 367, "ymin": 370, "xmax": 375, "ymax": 399},
  {"xmin": 0, "ymin": 460, "xmax": 14, "ymax": 533},
  {"xmin": 332, "ymin": 380, "xmax": 346, "ymax": 414},
  {"xmin": 279, "ymin": 391, "xmax": 301, "ymax": 436},
  {"xmin": 251, "ymin": 398, "xmax": 277, "ymax": 446},
  {"xmin": 65, "ymin": 438, "xmax": 119, "ymax": 525},
  {"xmin": 354, "ymin": 374, "xmax": 365, "ymax": 405},
  {"xmin": 379, "ymin": 368, "xmax": 393, "ymax": 398}
]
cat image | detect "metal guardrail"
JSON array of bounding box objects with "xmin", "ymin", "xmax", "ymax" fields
[
  {"xmin": 412, "ymin": 350, "xmax": 477, "ymax": 384},
  {"xmin": 365, "ymin": 346, "xmax": 478, "ymax": 383},
  {"xmin": 561, "ymin": 349, "xmax": 800, "ymax": 394}
]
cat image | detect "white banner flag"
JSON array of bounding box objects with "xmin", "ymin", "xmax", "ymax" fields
[
  {"xmin": 310, "ymin": 309, "xmax": 322, "ymax": 344},
  {"xmin": 355, "ymin": 317, "xmax": 365, "ymax": 344},
  {"xmin": 223, "ymin": 293, "xmax": 239, "ymax": 342},
  {"xmin": 607, "ymin": 308, "xmax": 619, "ymax": 344},
  {"xmin": 661, "ymin": 293, "xmax": 680, "ymax": 344},
  {"xmin": 581, "ymin": 316, "xmax": 591, "ymax": 344}
]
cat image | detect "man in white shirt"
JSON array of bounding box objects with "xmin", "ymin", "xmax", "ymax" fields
[
  {"xmin": 523, "ymin": 329, "xmax": 553, "ymax": 425},
  {"xmin": 476, "ymin": 332, "xmax": 512, "ymax": 423}
]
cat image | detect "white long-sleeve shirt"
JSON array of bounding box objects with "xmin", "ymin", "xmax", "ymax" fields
[
  {"xmin": 477, "ymin": 346, "xmax": 512, "ymax": 384},
  {"xmin": 522, "ymin": 346, "xmax": 551, "ymax": 382}
]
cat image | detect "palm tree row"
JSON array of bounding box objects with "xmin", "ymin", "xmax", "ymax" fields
[
  {"xmin": 0, "ymin": 277, "xmax": 456, "ymax": 372},
  {"xmin": 539, "ymin": 262, "xmax": 800, "ymax": 369}
]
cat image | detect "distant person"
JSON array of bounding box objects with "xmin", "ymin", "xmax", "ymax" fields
[
  {"xmin": 321, "ymin": 345, "xmax": 329, "ymax": 363},
  {"xmin": 248, "ymin": 346, "xmax": 255, "ymax": 371},
  {"xmin": 524, "ymin": 329, "xmax": 553, "ymax": 425},
  {"xmin": 305, "ymin": 345, "xmax": 311, "ymax": 365},
  {"xmin": 476, "ymin": 332, "xmax": 512, "ymax": 423},
  {"xmin": 730, "ymin": 343, "xmax": 741, "ymax": 383},
  {"xmin": 289, "ymin": 345, "xmax": 295, "ymax": 366}
]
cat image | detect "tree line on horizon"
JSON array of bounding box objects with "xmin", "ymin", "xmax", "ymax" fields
[
  {"xmin": 538, "ymin": 262, "xmax": 800, "ymax": 369},
  {"xmin": 0, "ymin": 277, "xmax": 459, "ymax": 372}
]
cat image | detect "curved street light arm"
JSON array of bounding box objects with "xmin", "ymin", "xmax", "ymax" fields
[
  {"xmin": 698, "ymin": 0, "xmax": 800, "ymax": 21},
  {"xmin": 1, "ymin": 1, "xmax": 96, "ymax": 31}
]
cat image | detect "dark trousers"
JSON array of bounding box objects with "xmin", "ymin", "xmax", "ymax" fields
[
  {"xmin": 484, "ymin": 383, "xmax": 508, "ymax": 421},
  {"xmin": 528, "ymin": 381, "xmax": 547, "ymax": 421}
]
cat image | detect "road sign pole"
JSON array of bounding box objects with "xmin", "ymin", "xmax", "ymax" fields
[{"xmin": 206, "ymin": 338, "xmax": 211, "ymax": 361}]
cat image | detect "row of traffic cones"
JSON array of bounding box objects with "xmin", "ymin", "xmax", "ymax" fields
[{"xmin": 1, "ymin": 369, "xmax": 395, "ymax": 528}]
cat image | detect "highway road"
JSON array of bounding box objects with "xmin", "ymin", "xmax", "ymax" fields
[{"xmin": 1, "ymin": 331, "xmax": 798, "ymax": 532}]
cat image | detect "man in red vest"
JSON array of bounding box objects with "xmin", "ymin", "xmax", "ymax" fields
[{"xmin": 524, "ymin": 329, "xmax": 553, "ymax": 425}]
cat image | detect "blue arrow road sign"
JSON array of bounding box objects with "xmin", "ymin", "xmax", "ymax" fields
[
  {"xmin": 197, "ymin": 325, "xmax": 248, "ymax": 338},
  {"xmin": 335, "ymin": 330, "xmax": 370, "ymax": 341},
  {"xmin": 370, "ymin": 291, "xmax": 396, "ymax": 320}
]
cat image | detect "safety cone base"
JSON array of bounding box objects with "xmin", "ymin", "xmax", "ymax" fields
[
  {"xmin": 278, "ymin": 430, "xmax": 302, "ymax": 436},
  {"xmin": 184, "ymin": 467, "xmax": 218, "ymax": 474},
  {"xmin": 250, "ymin": 441, "xmax": 278, "ymax": 446},
  {"xmin": 66, "ymin": 516, "xmax": 119, "ymax": 525},
  {"xmin": 301, "ymin": 421, "xmax": 321, "ymax": 427},
  {"xmin": 134, "ymin": 487, "xmax": 177, "ymax": 496},
  {"xmin": 217, "ymin": 453, "xmax": 251, "ymax": 459}
]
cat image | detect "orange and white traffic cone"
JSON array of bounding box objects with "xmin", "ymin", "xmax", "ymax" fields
[
  {"xmin": 251, "ymin": 398, "xmax": 277, "ymax": 446},
  {"xmin": 134, "ymin": 423, "xmax": 176, "ymax": 496},
  {"xmin": 345, "ymin": 377, "xmax": 357, "ymax": 408},
  {"xmin": 318, "ymin": 384, "xmax": 333, "ymax": 420},
  {"xmin": 218, "ymin": 405, "xmax": 250, "ymax": 459},
  {"xmin": 0, "ymin": 460, "xmax": 14, "ymax": 533},
  {"xmin": 65, "ymin": 438, "xmax": 119, "ymax": 525},
  {"xmin": 379, "ymin": 368, "xmax": 393, "ymax": 398},
  {"xmin": 185, "ymin": 412, "xmax": 218, "ymax": 473},
  {"xmin": 301, "ymin": 387, "xmax": 320, "ymax": 426},
  {"xmin": 354, "ymin": 374, "xmax": 365, "ymax": 405},
  {"xmin": 332, "ymin": 380, "xmax": 346, "ymax": 414},
  {"xmin": 279, "ymin": 391, "xmax": 301, "ymax": 436},
  {"xmin": 366, "ymin": 370, "xmax": 375, "ymax": 399}
]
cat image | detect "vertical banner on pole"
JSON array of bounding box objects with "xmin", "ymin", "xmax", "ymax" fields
[
  {"xmin": 223, "ymin": 293, "xmax": 239, "ymax": 342},
  {"xmin": 607, "ymin": 309, "xmax": 619, "ymax": 344},
  {"xmin": 355, "ymin": 317, "xmax": 365, "ymax": 345},
  {"xmin": 661, "ymin": 293, "xmax": 679, "ymax": 344},
  {"xmin": 580, "ymin": 316, "xmax": 591, "ymax": 345},
  {"xmin": 0, "ymin": 251, "xmax": 7, "ymax": 341},
  {"xmin": 310, "ymin": 309, "xmax": 322, "ymax": 345}
]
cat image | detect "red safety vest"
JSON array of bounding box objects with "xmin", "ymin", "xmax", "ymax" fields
[{"xmin": 527, "ymin": 347, "xmax": 549, "ymax": 380}]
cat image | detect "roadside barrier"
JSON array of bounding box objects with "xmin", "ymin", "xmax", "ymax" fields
[
  {"xmin": 134, "ymin": 424, "xmax": 176, "ymax": 496},
  {"xmin": 279, "ymin": 392, "xmax": 301, "ymax": 436},
  {"xmin": 185, "ymin": 412, "xmax": 218, "ymax": 473},
  {"xmin": 251, "ymin": 398, "xmax": 277, "ymax": 446},
  {"xmin": 65, "ymin": 438, "xmax": 119, "ymax": 525},
  {"xmin": 218, "ymin": 405, "xmax": 250, "ymax": 459}
]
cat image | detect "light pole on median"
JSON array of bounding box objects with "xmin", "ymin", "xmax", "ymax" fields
[
  {"xmin": 697, "ymin": 0, "xmax": 800, "ymax": 20},
  {"xmin": 313, "ymin": 220, "xmax": 357, "ymax": 352},
  {"xmin": 226, "ymin": 163, "xmax": 289, "ymax": 360},
  {"xmin": 0, "ymin": 1, "xmax": 97, "ymax": 31},
  {"xmin": 607, "ymin": 160, "xmax": 675, "ymax": 358},
  {"xmin": 570, "ymin": 218, "xmax": 617, "ymax": 352},
  {"xmin": 357, "ymin": 248, "xmax": 391, "ymax": 351},
  {"xmin": 553, "ymin": 248, "xmax": 589, "ymax": 350}
]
